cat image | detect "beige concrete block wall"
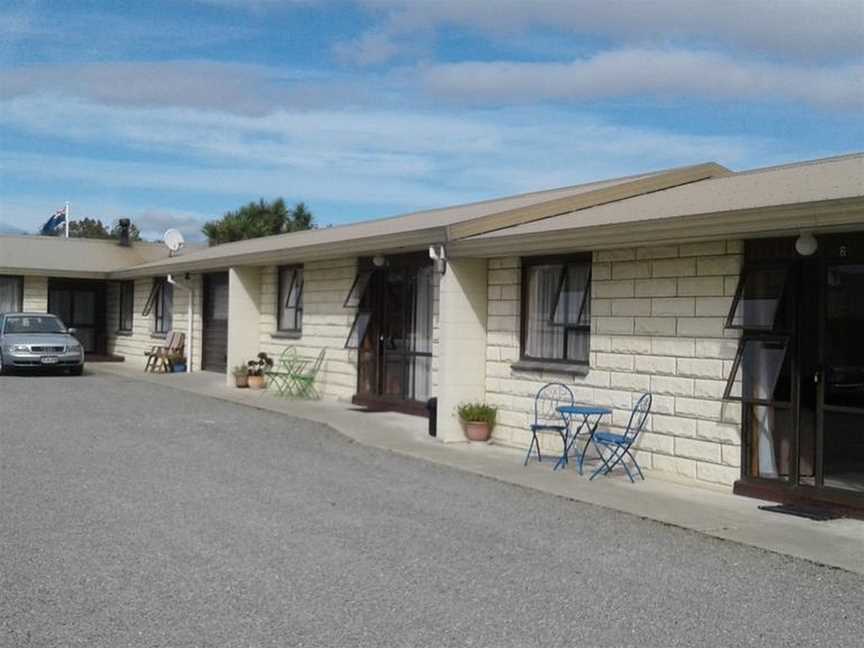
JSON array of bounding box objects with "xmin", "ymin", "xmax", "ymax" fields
[
  {"xmin": 22, "ymin": 276, "xmax": 48, "ymax": 311},
  {"xmin": 106, "ymin": 275, "xmax": 203, "ymax": 371},
  {"xmin": 485, "ymin": 241, "xmax": 743, "ymax": 487},
  {"xmin": 437, "ymin": 258, "xmax": 489, "ymax": 442},
  {"xmin": 258, "ymin": 259, "xmax": 357, "ymax": 400},
  {"xmin": 227, "ymin": 267, "xmax": 261, "ymax": 384}
]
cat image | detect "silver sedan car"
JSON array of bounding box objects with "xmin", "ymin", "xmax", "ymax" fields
[{"xmin": 0, "ymin": 313, "xmax": 85, "ymax": 375}]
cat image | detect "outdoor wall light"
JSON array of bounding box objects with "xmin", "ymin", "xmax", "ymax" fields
[
  {"xmin": 429, "ymin": 244, "xmax": 447, "ymax": 275},
  {"xmin": 795, "ymin": 232, "xmax": 818, "ymax": 256},
  {"xmin": 372, "ymin": 254, "xmax": 387, "ymax": 267}
]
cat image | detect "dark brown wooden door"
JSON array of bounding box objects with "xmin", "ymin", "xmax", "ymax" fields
[{"xmin": 202, "ymin": 273, "xmax": 228, "ymax": 373}]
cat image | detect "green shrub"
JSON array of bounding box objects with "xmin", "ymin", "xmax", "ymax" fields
[{"xmin": 457, "ymin": 402, "xmax": 497, "ymax": 427}]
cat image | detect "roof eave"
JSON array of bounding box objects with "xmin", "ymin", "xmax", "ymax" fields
[
  {"xmin": 448, "ymin": 197, "xmax": 864, "ymax": 257},
  {"xmin": 444, "ymin": 162, "xmax": 731, "ymax": 241},
  {"xmin": 108, "ymin": 227, "xmax": 446, "ymax": 279}
]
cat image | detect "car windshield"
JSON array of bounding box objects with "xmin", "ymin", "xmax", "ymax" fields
[{"xmin": 4, "ymin": 315, "xmax": 66, "ymax": 334}]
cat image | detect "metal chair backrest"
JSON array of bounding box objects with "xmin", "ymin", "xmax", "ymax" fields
[
  {"xmin": 278, "ymin": 346, "xmax": 298, "ymax": 369},
  {"xmin": 306, "ymin": 348, "xmax": 326, "ymax": 377},
  {"xmin": 534, "ymin": 382, "xmax": 574, "ymax": 427},
  {"xmin": 623, "ymin": 392, "xmax": 652, "ymax": 443}
]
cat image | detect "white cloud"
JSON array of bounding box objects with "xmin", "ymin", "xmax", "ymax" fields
[
  {"xmin": 1, "ymin": 93, "xmax": 806, "ymax": 225},
  {"xmin": 132, "ymin": 210, "xmax": 211, "ymax": 242},
  {"xmin": 333, "ymin": 31, "xmax": 403, "ymax": 66},
  {"xmin": 0, "ymin": 61, "xmax": 362, "ymax": 116},
  {"xmin": 359, "ymin": 0, "xmax": 864, "ymax": 63},
  {"xmin": 420, "ymin": 48, "xmax": 864, "ymax": 111}
]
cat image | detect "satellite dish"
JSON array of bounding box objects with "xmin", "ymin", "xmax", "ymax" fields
[{"xmin": 163, "ymin": 229, "xmax": 185, "ymax": 256}]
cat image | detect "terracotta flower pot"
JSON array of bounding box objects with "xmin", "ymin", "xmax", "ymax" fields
[
  {"xmin": 463, "ymin": 420, "xmax": 492, "ymax": 442},
  {"xmin": 248, "ymin": 374, "xmax": 267, "ymax": 390},
  {"xmin": 234, "ymin": 374, "xmax": 249, "ymax": 388}
]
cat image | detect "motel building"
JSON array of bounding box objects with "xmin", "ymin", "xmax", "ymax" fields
[{"xmin": 2, "ymin": 153, "xmax": 863, "ymax": 516}]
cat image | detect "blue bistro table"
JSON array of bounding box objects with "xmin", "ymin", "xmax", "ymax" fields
[{"xmin": 556, "ymin": 405, "xmax": 613, "ymax": 473}]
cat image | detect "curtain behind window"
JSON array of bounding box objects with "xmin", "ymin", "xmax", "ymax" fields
[
  {"xmin": 524, "ymin": 264, "xmax": 565, "ymax": 359},
  {"xmin": 411, "ymin": 266, "xmax": 433, "ymax": 401},
  {"xmin": 0, "ymin": 277, "xmax": 22, "ymax": 315}
]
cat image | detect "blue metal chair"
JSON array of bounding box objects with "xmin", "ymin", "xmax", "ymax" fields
[
  {"xmin": 524, "ymin": 383, "xmax": 574, "ymax": 467},
  {"xmin": 589, "ymin": 392, "xmax": 652, "ymax": 482}
]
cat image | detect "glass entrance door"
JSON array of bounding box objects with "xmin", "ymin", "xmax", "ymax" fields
[
  {"xmin": 348, "ymin": 254, "xmax": 434, "ymax": 413},
  {"xmin": 820, "ymin": 261, "xmax": 864, "ymax": 492},
  {"xmin": 47, "ymin": 279, "xmax": 106, "ymax": 354},
  {"xmin": 729, "ymin": 235, "xmax": 864, "ymax": 510}
]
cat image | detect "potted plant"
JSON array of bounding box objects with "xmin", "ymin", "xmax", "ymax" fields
[
  {"xmin": 457, "ymin": 402, "xmax": 497, "ymax": 442},
  {"xmin": 247, "ymin": 352, "xmax": 273, "ymax": 390},
  {"xmin": 232, "ymin": 364, "xmax": 250, "ymax": 388}
]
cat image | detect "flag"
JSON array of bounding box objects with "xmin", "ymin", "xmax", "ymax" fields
[{"xmin": 40, "ymin": 208, "xmax": 66, "ymax": 236}]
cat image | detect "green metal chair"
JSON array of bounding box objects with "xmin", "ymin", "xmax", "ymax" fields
[
  {"xmin": 265, "ymin": 346, "xmax": 299, "ymax": 396},
  {"xmin": 287, "ymin": 348, "xmax": 326, "ymax": 399}
]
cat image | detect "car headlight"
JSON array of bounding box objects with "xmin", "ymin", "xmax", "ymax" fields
[
  {"xmin": 67, "ymin": 343, "xmax": 82, "ymax": 353},
  {"xmin": 11, "ymin": 344, "xmax": 29, "ymax": 352}
]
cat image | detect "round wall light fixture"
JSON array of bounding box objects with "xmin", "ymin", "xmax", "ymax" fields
[
  {"xmin": 372, "ymin": 254, "xmax": 387, "ymax": 267},
  {"xmin": 795, "ymin": 232, "xmax": 818, "ymax": 256}
]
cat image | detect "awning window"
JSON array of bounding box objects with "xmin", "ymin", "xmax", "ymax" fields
[
  {"xmin": 141, "ymin": 279, "xmax": 163, "ymax": 317},
  {"xmin": 343, "ymin": 270, "xmax": 373, "ymax": 309},
  {"xmin": 284, "ymin": 268, "xmax": 304, "ymax": 310},
  {"xmin": 726, "ymin": 265, "xmax": 789, "ymax": 331},
  {"xmin": 344, "ymin": 311, "xmax": 372, "ymax": 350},
  {"xmin": 723, "ymin": 335, "xmax": 791, "ymax": 404},
  {"xmin": 550, "ymin": 264, "xmax": 591, "ymax": 327}
]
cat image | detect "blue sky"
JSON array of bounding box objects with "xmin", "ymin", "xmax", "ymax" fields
[{"xmin": 1, "ymin": 0, "xmax": 862, "ymax": 240}]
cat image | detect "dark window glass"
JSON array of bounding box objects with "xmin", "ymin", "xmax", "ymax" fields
[
  {"xmin": 0, "ymin": 276, "xmax": 23, "ymax": 314},
  {"xmin": 147, "ymin": 279, "xmax": 173, "ymax": 334},
  {"xmin": 118, "ymin": 281, "xmax": 134, "ymax": 332},
  {"xmin": 4, "ymin": 315, "xmax": 65, "ymax": 334}
]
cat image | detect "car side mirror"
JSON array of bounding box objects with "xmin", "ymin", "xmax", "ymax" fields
[{"xmin": 67, "ymin": 328, "xmax": 77, "ymax": 335}]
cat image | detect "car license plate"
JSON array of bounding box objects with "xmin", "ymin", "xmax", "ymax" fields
[{"xmin": 40, "ymin": 356, "xmax": 59, "ymax": 365}]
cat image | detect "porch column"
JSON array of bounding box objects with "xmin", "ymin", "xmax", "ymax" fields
[
  {"xmin": 436, "ymin": 258, "xmax": 488, "ymax": 443},
  {"xmin": 226, "ymin": 266, "xmax": 261, "ymax": 385}
]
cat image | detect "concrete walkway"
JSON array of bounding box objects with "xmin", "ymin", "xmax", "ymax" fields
[{"xmin": 92, "ymin": 364, "xmax": 864, "ymax": 575}]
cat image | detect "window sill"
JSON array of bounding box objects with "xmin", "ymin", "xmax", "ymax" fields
[
  {"xmin": 271, "ymin": 331, "xmax": 302, "ymax": 340},
  {"xmin": 511, "ymin": 360, "xmax": 589, "ymax": 376},
  {"xmin": 115, "ymin": 330, "xmax": 134, "ymax": 337}
]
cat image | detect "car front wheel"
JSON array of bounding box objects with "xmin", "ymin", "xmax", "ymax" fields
[{"xmin": 69, "ymin": 365, "xmax": 84, "ymax": 376}]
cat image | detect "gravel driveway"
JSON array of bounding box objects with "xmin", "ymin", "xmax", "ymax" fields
[{"xmin": 1, "ymin": 372, "xmax": 862, "ymax": 647}]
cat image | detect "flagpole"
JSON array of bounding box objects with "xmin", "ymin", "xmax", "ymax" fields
[{"xmin": 64, "ymin": 202, "xmax": 70, "ymax": 238}]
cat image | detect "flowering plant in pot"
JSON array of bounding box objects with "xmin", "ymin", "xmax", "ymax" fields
[
  {"xmin": 232, "ymin": 364, "xmax": 250, "ymax": 388},
  {"xmin": 457, "ymin": 402, "xmax": 497, "ymax": 442},
  {"xmin": 246, "ymin": 352, "xmax": 273, "ymax": 389}
]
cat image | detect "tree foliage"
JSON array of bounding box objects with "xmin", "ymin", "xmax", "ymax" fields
[
  {"xmin": 201, "ymin": 199, "xmax": 315, "ymax": 246},
  {"xmin": 68, "ymin": 217, "xmax": 111, "ymax": 239},
  {"xmin": 110, "ymin": 221, "xmax": 142, "ymax": 242},
  {"xmin": 42, "ymin": 217, "xmax": 142, "ymax": 242}
]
